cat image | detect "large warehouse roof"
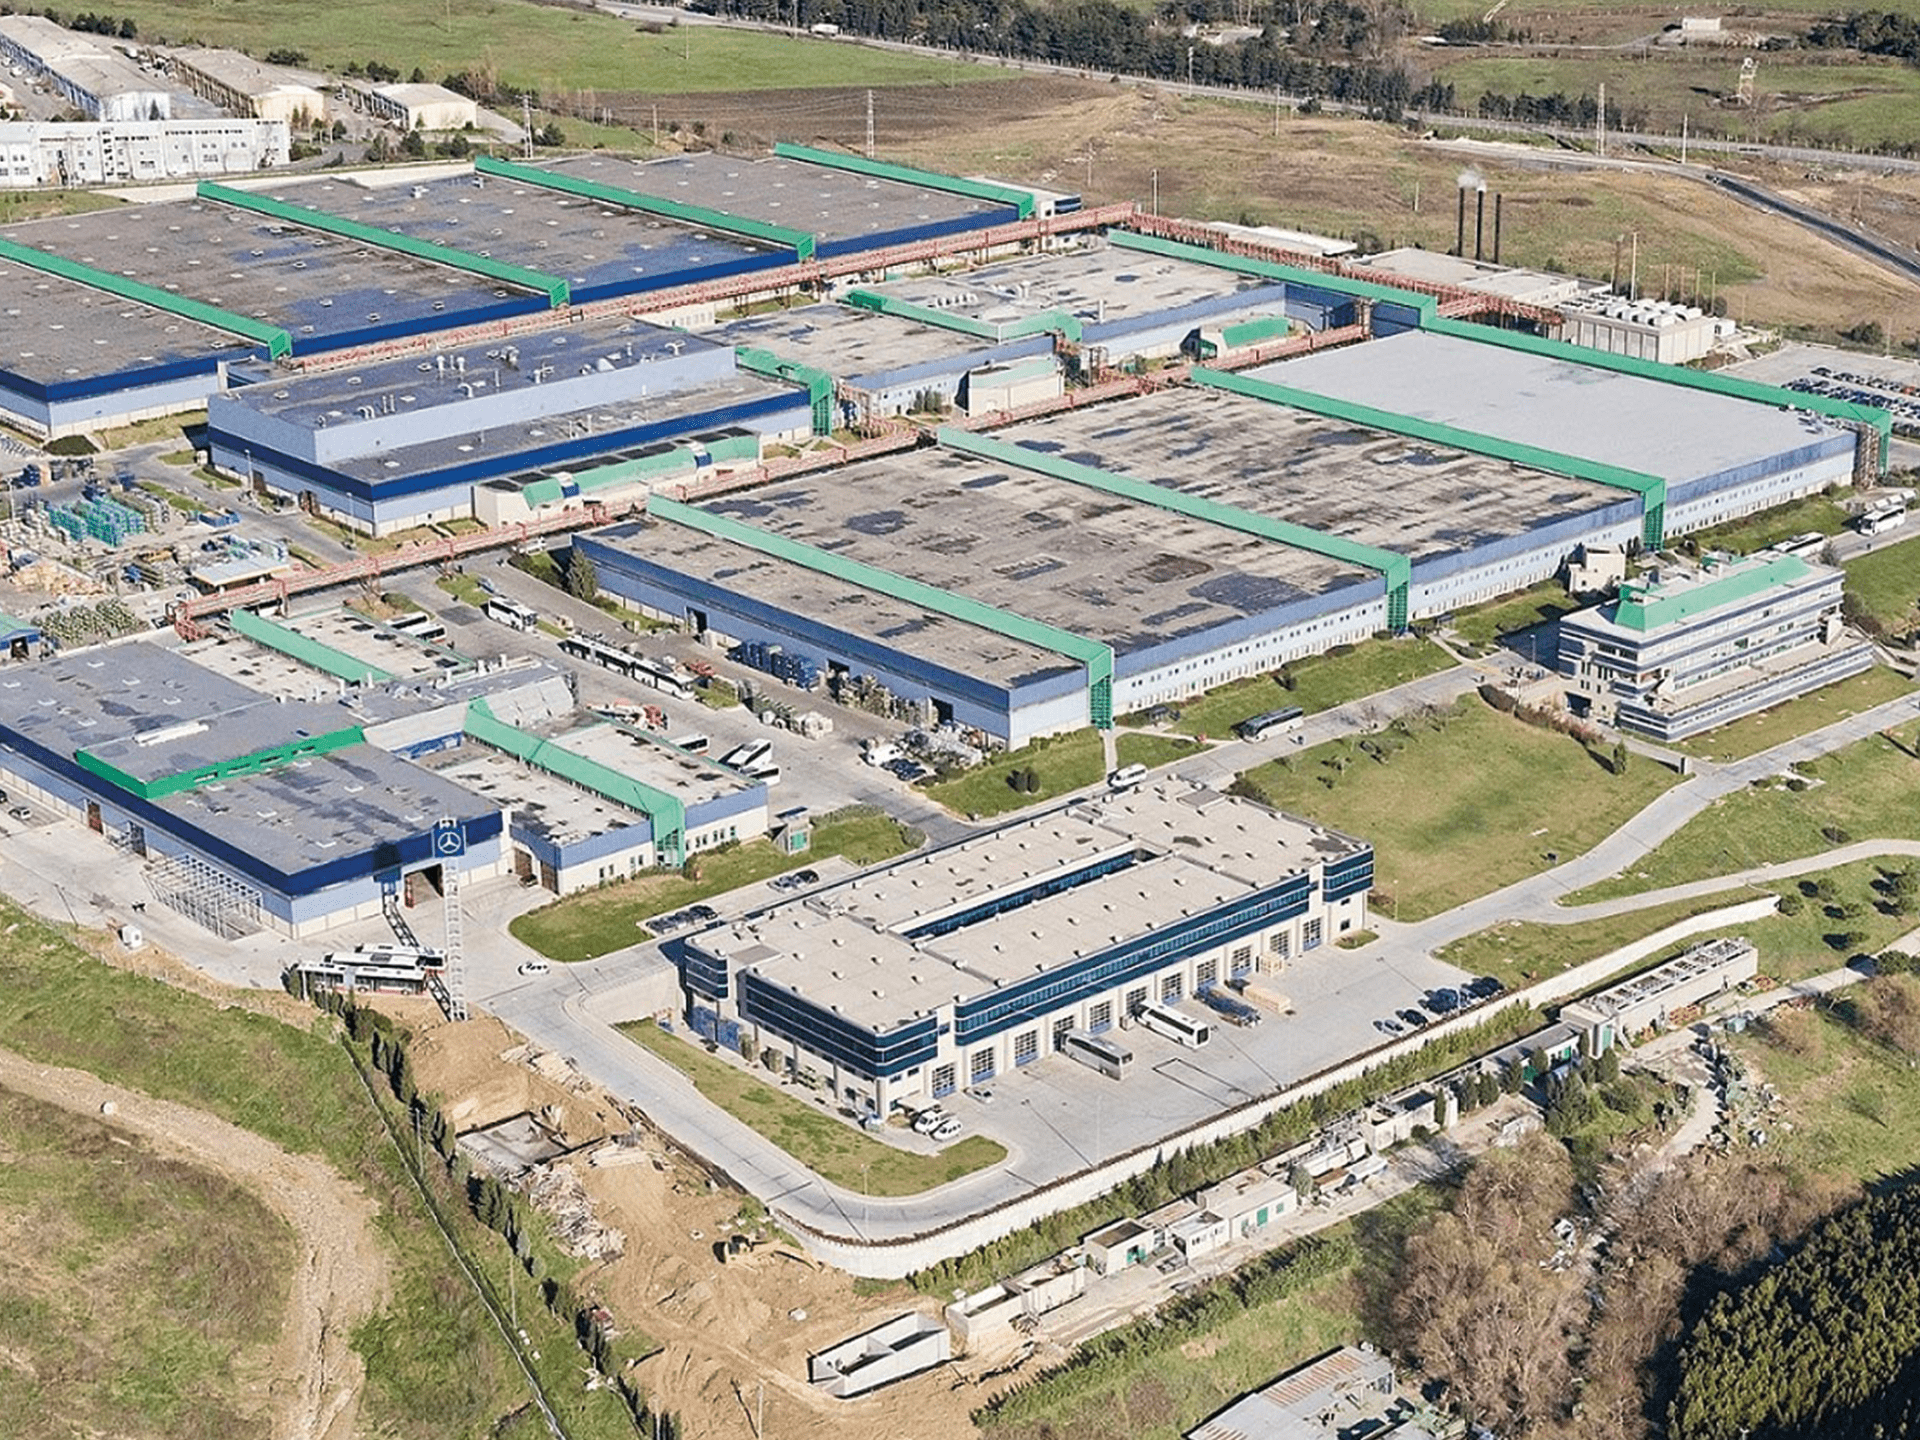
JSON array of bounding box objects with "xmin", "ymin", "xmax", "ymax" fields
[
  {"xmin": 0, "ymin": 252, "xmax": 256, "ymax": 384},
  {"xmin": 0, "ymin": 199, "xmax": 532, "ymax": 346},
  {"xmin": 991, "ymin": 386, "xmax": 1635, "ymax": 563},
  {"xmin": 540, "ymin": 151, "xmax": 1012, "ymax": 248},
  {"xmin": 1256, "ymin": 329, "xmax": 1849, "ymax": 486},
  {"xmin": 716, "ymin": 302, "xmax": 1033, "ymax": 385}
]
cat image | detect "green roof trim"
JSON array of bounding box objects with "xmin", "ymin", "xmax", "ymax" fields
[
  {"xmin": 1423, "ymin": 316, "xmax": 1892, "ymax": 474},
  {"xmin": 1220, "ymin": 316, "xmax": 1293, "ymax": 348},
  {"xmin": 938, "ymin": 425, "xmax": 1410, "ymax": 616},
  {"xmin": 1108, "ymin": 229, "xmax": 1440, "ymax": 317},
  {"xmin": 1193, "ymin": 366, "xmax": 1669, "ymax": 551},
  {"xmin": 473, "ymin": 155, "xmax": 817, "ymax": 261},
  {"xmin": 735, "ymin": 345, "xmax": 834, "ymax": 434},
  {"xmin": 465, "ymin": 701, "xmax": 685, "ymax": 865},
  {"xmin": 1609, "ymin": 552, "xmax": 1812, "ymax": 632},
  {"xmin": 230, "ymin": 606, "xmax": 393, "ymax": 684},
  {"xmin": 648, "ymin": 494, "xmax": 1115, "ymax": 728},
  {"xmin": 843, "ymin": 289, "xmax": 1082, "ymax": 343},
  {"xmin": 196, "ymin": 181, "xmax": 570, "ymax": 308},
  {"xmin": 772, "ymin": 142, "xmax": 1036, "ymax": 220},
  {"xmin": 0, "ymin": 234, "xmax": 293, "ymax": 359},
  {"xmin": 0, "ymin": 610, "xmax": 38, "ymax": 638},
  {"xmin": 76, "ymin": 722, "xmax": 365, "ymax": 802}
]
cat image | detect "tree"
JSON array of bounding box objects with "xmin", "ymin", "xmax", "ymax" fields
[
  {"xmin": 1288, "ymin": 1162, "xmax": 1315, "ymax": 1198},
  {"xmin": 567, "ymin": 546, "xmax": 598, "ymax": 600},
  {"xmin": 399, "ymin": 128, "xmax": 427, "ymax": 158},
  {"xmin": 1610, "ymin": 739, "xmax": 1629, "ymax": 775},
  {"xmin": 536, "ymin": 121, "xmax": 566, "ymax": 148}
]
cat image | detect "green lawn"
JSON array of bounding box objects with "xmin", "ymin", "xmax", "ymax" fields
[
  {"xmin": 510, "ymin": 806, "xmax": 922, "ymax": 961},
  {"xmin": 0, "ymin": 189, "xmax": 123, "ymax": 224},
  {"xmin": 111, "ymin": 0, "xmax": 999, "ymax": 96},
  {"xmin": 1448, "ymin": 580, "xmax": 1580, "ymax": 657},
  {"xmin": 1845, "ymin": 532, "xmax": 1920, "ymax": 638},
  {"xmin": 1234, "ymin": 697, "xmax": 1678, "ymax": 920},
  {"xmin": 925, "ymin": 727, "xmax": 1105, "ymax": 818},
  {"xmin": 1673, "ymin": 666, "xmax": 1915, "ymax": 763},
  {"xmin": 0, "ymin": 1091, "xmax": 293, "ymax": 1440},
  {"xmin": 1174, "ymin": 638, "xmax": 1456, "ymax": 740},
  {"xmin": 1435, "ymin": 891, "xmax": 1754, "ymax": 991},
  {"xmin": 1728, "ymin": 987, "xmax": 1920, "ymax": 1185},
  {"xmin": 435, "ymin": 573, "xmax": 488, "ymax": 607},
  {"xmin": 620, "ymin": 1021, "xmax": 1006, "ymax": 1196},
  {"xmin": 92, "ymin": 411, "xmax": 207, "ymax": 451},
  {"xmin": 697, "ymin": 679, "xmax": 742, "ymax": 709},
  {"xmin": 136, "ymin": 481, "xmax": 205, "ymax": 515},
  {"xmin": 0, "ymin": 899, "xmax": 641, "ymax": 1439},
  {"xmin": 1114, "ymin": 731, "xmax": 1208, "ymax": 770},
  {"xmin": 1680, "ymin": 494, "xmax": 1852, "ymax": 557},
  {"xmin": 1567, "ymin": 723, "xmax": 1920, "ymax": 903}
]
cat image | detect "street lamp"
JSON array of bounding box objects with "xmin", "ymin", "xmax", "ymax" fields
[{"xmin": 1151, "ymin": 168, "xmax": 1158, "ymax": 216}]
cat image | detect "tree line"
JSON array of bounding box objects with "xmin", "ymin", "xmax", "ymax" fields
[
  {"xmin": 695, "ymin": 0, "xmax": 1438, "ymax": 119},
  {"xmin": 1806, "ymin": 10, "xmax": 1920, "ymax": 61},
  {"xmin": 1669, "ymin": 1181, "xmax": 1920, "ymax": 1439},
  {"xmin": 0, "ymin": 5, "xmax": 136, "ymax": 38}
]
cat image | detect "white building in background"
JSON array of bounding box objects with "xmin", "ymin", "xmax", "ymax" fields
[
  {"xmin": 0, "ymin": 118, "xmax": 289, "ymax": 188},
  {"xmin": 168, "ymin": 48, "xmax": 327, "ymax": 126},
  {"xmin": 0, "ymin": 14, "xmax": 173, "ymax": 122},
  {"xmin": 368, "ymin": 82, "xmax": 478, "ymax": 131}
]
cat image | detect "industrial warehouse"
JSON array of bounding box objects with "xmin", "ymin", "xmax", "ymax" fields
[{"xmin": 678, "ymin": 778, "xmax": 1373, "ymax": 1114}]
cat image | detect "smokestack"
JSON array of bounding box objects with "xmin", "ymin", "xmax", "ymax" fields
[
  {"xmin": 1456, "ymin": 187, "xmax": 1466, "ymax": 257},
  {"xmin": 1474, "ymin": 186, "xmax": 1487, "ymax": 262},
  {"xmin": 1494, "ymin": 193, "xmax": 1503, "ymax": 265}
]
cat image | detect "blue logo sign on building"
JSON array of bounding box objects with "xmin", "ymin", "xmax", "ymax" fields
[{"xmin": 431, "ymin": 818, "xmax": 466, "ymax": 859}]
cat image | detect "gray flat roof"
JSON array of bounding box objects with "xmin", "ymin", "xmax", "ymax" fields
[
  {"xmin": 427, "ymin": 742, "xmax": 645, "ymax": 848},
  {"xmin": 994, "ymin": 386, "xmax": 1632, "ymax": 562},
  {"xmin": 547, "ymin": 718, "xmax": 761, "ymax": 806},
  {"xmin": 541, "ymin": 152, "xmax": 1007, "ymax": 247},
  {"xmin": 594, "ymin": 515, "xmax": 1076, "ymax": 691},
  {"xmin": 0, "ymin": 251, "xmax": 255, "ymax": 383},
  {"xmin": 259, "ymin": 169, "xmax": 780, "ymax": 300},
  {"xmin": 0, "ymin": 641, "xmax": 489, "ymax": 876},
  {"xmin": 1254, "ymin": 329, "xmax": 1847, "ymax": 485},
  {"xmin": 278, "ymin": 608, "xmax": 471, "ymax": 679},
  {"xmin": 322, "ymin": 369, "xmax": 794, "ymax": 485},
  {"xmin": 228, "ymin": 316, "xmax": 722, "ymax": 429},
  {"xmin": 865, "ymin": 238, "xmax": 1269, "ymax": 328},
  {"xmin": 713, "ymin": 301, "xmax": 1014, "ymax": 385},
  {"xmin": 0, "ymin": 198, "xmax": 534, "ymax": 344},
  {"xmin": 692, "ymin": 779, "xmax": 1365, "ymax": 1032},
  {"xmin": 698, "ymin": 446, "xmax": 1362, "ymax": 660}
]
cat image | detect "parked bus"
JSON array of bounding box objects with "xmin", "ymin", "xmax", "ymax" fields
[
  {"xmin": 1235, "ymin": 705, "xmax": 1305, "ymax": 741},
  {"xmin": 386, "ymin": 611, "xmax": 448, "ymax": 642},
  {"xmin": 673, "ymin": 732, "xmax": 712, "ymax": 755},
  {"xmin": 1767, "ymin": 531, "xmax": 1828, "ymax": 558},
  {"xmin": 1134, "ymin": 1000, "xmax": 1212, "ymax": 1048},
  {"xmin": 483, "ymin": 596, "xmax": 539, "ymax": 631},
  {"xmin": 1857, "ymin": 500, "xmax": 1909, "ymax": 537},
  {"xmin": 1062, "ymin": 1029, "xmax": 1133, "ymax": 1079}
]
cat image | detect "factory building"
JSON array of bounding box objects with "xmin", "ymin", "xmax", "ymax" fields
[
  {"xmin": 678, "ymin": 779, "xmax": 1372, "ymax": 1114},
  {"xmin": 0, "ymin": 641, "xmax": 510, "ymax": 938},
  {"xmin": 0, "ymin": 15, "xmax": 173, "ymax": 122},
  {"xmin": 365, "ymin": 82, "xmax": 477, "ymax": 132},
  {"xmin": 1560, "ymin": 937, "xmax": 1759, "ymax": 1048},
  {"xmin": 1559, "ymin": 293, "xmax": 1728, "ymax": 366},
  {"xmin": 204, "ymin": 319, "xmax": 811, "ymax": 533},
  {"xmin": 0, "ymin": 118, "xmax": 289, "ymax": 189},
  {"xmin": 1555, "ymin": 551, "xmax": 1872, "ymax": 741},
  {"xmin": 167, "ymin": 48, "xmax": 328, "ymax": 125},
  {"xmin": 577, "ymin": 312, "xmax": 1862, "ymax": 745},
  {"xmin": 0, "ymin": 248, "xmax": 256, "ymax": 439}
]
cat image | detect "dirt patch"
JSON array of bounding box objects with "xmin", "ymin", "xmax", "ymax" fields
[{"xmin": 0, "ymin": 1046, "xmax": 390, "ymax": 1440}]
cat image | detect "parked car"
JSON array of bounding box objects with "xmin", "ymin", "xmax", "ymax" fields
[
  {"xmin": 1466, "ymin": 975, "xmax": 1505, "ymax": 1000},
  {"xmin": 1398, "ymin": 1008, "xmax": 1429, "ymax": 1028},
  {"xmin": 1375, "ymin": 1017, "xmax": 1403, "ymax": 1035},
  {"xmin": 8, "ymin": 805, "xmax": 31, "ymax": 820},
  {"xmin": 911, "ymin": 1107, "xmax": 947, "ymax": 1136},
  {"xmin": 966, "ymin": 1086, "xmax": 995, "ymax": 1105},
  {"xmin": 930, "ymin": 1117, "xmax": 963, "ymax": 1142},
  {"xmin": 517, "ymin": 959, "xmax": 551, "ymax": 977}
]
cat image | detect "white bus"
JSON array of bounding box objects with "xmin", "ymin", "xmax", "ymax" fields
[
  {"xmin": 1235, "ymin": 705, "xmax": 1304, "ymax": 741},
  {"xmin": 1767, "ymin": 531, "xmax": 1828, "ymax": 558},
  {"xmin": 1857, "ymin": 501, "xmax": 1909, "ymax": 537},
  {"xmin": 1062, "ymin": 1030, "xmax": 1133, "ymax": 1079},
  {"xmin": 386, "ymin": 611, "xmax": 448, "ymax": 642},
  {"xmin": 483, "ymin": 596, "xmax": 539, "ymax": 631},
  {"xmin": 1135, "ymin": 1001, "xmax": 1212, "ymax": 1049}
]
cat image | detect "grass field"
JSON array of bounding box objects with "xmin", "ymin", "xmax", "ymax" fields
[
  {"xmin": 0, "ymin": 1090, "xmax": 293, "ymax": 1440},
  {"xmin": 1234, "ymin": 698, "xmax": 1677, "ymax": 919},
  {"xmin": 1447, "ymin": 579, "xmax": 1580, "ymax": 656},
  {"xmin": 1673, "ymin": 666, "xmax": 1915, "ymax": 762},
  {"xmin": 621, "ymin": 1020, "xmax": 1007, "ymax": 1195},
  {"xmin": 1682, "ymin": 494, "xmax": 1852, "ymax": 557},
  {"xmin": 0, "ymin": 898, "xmax": 642, "ymax": 1439},
  {"xmin": 510, "ymin": 806, "xmax": 922, "ymax": 961},
  {"xmin": 434, "ymin": 573, "xmax": 488, "ymax": 606},
  {"xmin": 1567, "ymin": 723, "xmax": 1920, "ymax": 902},
  {"xmin": 1428, "ymin": 53, "xmax": 1920, "ymax": 149},
  {"xmin": 1114, "ymin": 731, "xmax": 1208, "ymax": 770},
  {"xmin": 925, "ymin": 727, "xmax": 1105, "ymax": 818},
  {"xmin": 92, "ymin": 411, "xmax": 207, "ymax": 451},
  {"xmin": 1171, "ymin": 638, "xmax": 1456, "ymax": 740},
  {"xmin": 1729, "ymin": 987, "xmax": 1920, "ymax": 1185},
  {"xmin": 0, "ymin": 189, "xmax": 123, "ymax": 224},
  {"xmin": 111, "ymin": 0, "xmax": 995, "ymax": 97},
  {"xmin": 1435, "ymin": 891, "xmax": 1751, "ymax": 990},
  {"xmin": 1845, "ymin": 533, "xmax": 1920, "ymax": 637}
]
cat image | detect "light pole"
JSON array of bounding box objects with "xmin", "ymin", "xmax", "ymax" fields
[{"xmin": 1151, "ymin": 168, "xmax": 1158, "ymax": 216}]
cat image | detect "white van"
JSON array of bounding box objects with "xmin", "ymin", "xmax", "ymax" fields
[{"xmin": 1108, "ymin": 763, "xmax": 1148, "ymax": 789}]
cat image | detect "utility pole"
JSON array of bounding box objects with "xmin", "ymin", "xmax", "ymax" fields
[
  {"xmin": 652, "ymin": 102, "xmax": 659, "ymax": 148},
  {"xmin": 1629, "ymin": 230, "xmax": 1639, "ymax": 301},
  {"xmin": 1681, "ymin": 111, "xmax": 1689, "ymax": 165},
  {"xmin": 521, "ymin": 94, "xmax": 533, "ymax": 159},
  {"xmin": 1151, "ymin": 167, "xmax": 1158, "ymax": 216},
  {"xmin": 1273, "ymin": 87, "xmax": 1281, "ymax": 138},
  {"xmin": 1596, "ymin": 81, "xmax": 1605, "ymax": 157},
  {"xmin": 864, "ymin": 89, "xmax": 875, "ymax": 160}
]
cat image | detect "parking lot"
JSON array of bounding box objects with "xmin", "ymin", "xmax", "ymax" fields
[{"xmin": 1725, "ymin": 341, "xmax": 1920, "ymax": 440}]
